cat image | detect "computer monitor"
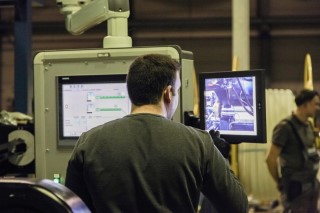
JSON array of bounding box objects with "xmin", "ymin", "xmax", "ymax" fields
[
  {"xmin": 57, "ymin": 74, "xmax": 131, "ymax": 147},
  {"xmin": 199, "ymin": 70, "xmax": 266, "ymax": 144}
]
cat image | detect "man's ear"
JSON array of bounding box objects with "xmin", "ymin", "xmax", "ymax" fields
[{"xmin": 164, "ymin": 85, "xmax": 172, "ymax": 103}]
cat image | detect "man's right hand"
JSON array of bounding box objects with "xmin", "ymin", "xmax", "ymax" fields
[{"xmin": 209, "ymin": 130, "xmax": 230, "ymax": 159}]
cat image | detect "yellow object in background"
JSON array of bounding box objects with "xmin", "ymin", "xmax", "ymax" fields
[
  {"xmin": 303, "ymin": 53, "xmax": 320, "ymax": 149},
  {"xmin": 230, "ymin": 56, "xmax": 239, "ymax": 177}
]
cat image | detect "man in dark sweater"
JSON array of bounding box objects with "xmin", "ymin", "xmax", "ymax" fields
[{"xmin": 65, "ymin": 54, "xmax": 248, "ymax": 213}]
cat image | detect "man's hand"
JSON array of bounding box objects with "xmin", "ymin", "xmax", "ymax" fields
[{"xmin": 209, "ymin": 130, "xmax": 230, "ymax": 159}]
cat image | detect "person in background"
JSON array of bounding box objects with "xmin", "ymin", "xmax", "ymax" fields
[
  {"xmin": 65, "ymin": 54, "xmax": 248, "ymax": 213},
  {"xmin": 266, "ymin": 89, "xmax": 320, "ymax": 213}
]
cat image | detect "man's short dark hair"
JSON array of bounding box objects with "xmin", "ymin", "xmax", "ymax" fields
[
  {"xmin": 126, "ymin": 54, "xmax": 181, "ymax": 106},
  {"xmin": 295, "ymin": 89, "xmax": 319, "ymax": 106}
]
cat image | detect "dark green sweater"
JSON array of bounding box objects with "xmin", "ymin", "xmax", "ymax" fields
[{"xmin": 65, "ymin": 113, "xmax": 248, "ymax": 213}]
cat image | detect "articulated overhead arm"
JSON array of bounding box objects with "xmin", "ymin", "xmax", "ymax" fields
[{"xmin": 56, "ymin": 0, "xmax": 132, "ymax": 48}]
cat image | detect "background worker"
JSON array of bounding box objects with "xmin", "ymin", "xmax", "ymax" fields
[{"xmin": 266, "ymin": 89, "xmax": 320, "ymax": 212}]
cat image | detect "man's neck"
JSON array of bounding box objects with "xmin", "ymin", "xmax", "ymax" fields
[
  {"xmin": 293, "ymin": 109, "xmax": 309, "ymax": 124},
  {"xmin": 131, "ymin": 104, "xmax": 166, "ymax": 118}
]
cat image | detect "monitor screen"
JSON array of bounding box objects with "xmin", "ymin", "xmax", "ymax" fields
[
  {"xmin": 57, "ymin": 74, "xmax": 131, "ymax": 146},
  {"xmin": 199, "ymin": 70, "xmax": 266, "ymax": 144}
]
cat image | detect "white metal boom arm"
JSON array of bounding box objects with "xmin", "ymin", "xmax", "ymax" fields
[{"xmin": 56, "ymin": 0, "xmax": 132, "ymax": 48}]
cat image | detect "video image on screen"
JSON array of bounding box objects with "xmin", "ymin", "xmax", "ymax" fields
[{"xmin": 204, "ymin": 76, "xmax": 257, "ymax": 136}]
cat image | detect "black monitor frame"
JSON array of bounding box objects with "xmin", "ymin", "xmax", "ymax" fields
[{"xmin": 199, "ymin": 70, "xmax": 266, "ymax": 144}]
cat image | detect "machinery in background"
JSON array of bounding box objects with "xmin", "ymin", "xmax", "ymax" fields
[{"xmin": 0, "ymin": 111, "xmax": 34, "ymax": 177}]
